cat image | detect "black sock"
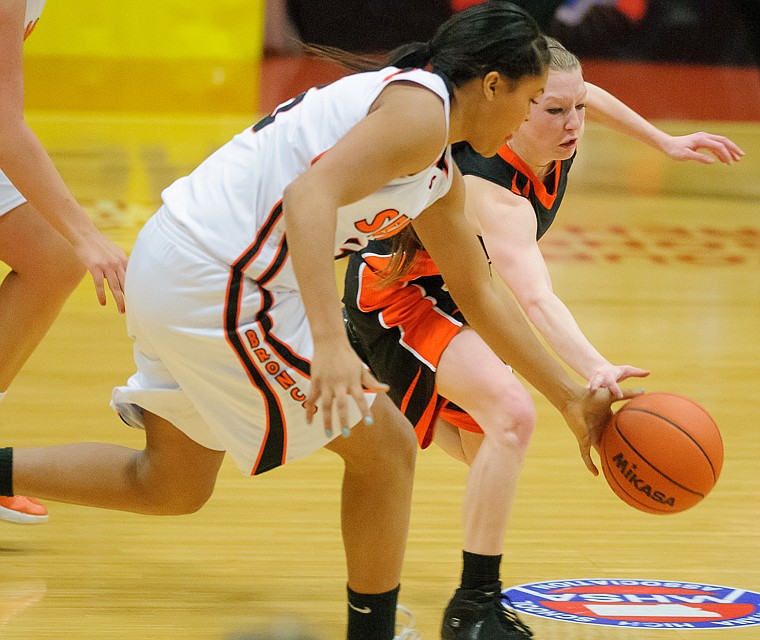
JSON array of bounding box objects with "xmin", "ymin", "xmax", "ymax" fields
[
  {"xmin": 461, "ymin": 550, "xmax": 502, "ymax": 591},
  {"xmin": 0, "ymin": 447, "xmax": 13, "ymax": 496},
  {"xmin": 347, "ymin": 584, "xmax": 399, "ymax": 640}
]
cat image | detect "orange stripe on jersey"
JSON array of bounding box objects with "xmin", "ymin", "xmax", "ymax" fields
[
  {"xmin": 498, "ymin": 144, "xmax": 561, "ymax": 210},
  {"xmin": 371, "ymin": 215, "xmax": 412, "ymax": 240},
  {"xmin": 383, "ymin": 69, "xmax": 412, "ymax": 82},
  {"xmin": 23, "ymin": 19, "xmax": 39, "ymax": 41}
]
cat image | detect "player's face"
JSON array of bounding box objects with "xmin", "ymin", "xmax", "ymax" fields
[
  {"xmin": 517, "ymin": 68, "xmax": 586, "ymax": 160},
  {"xmin": 472, "ymin": 72, "xmax": 547, "ymax": 158}
]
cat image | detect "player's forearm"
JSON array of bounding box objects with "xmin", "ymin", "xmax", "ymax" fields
[
  {"xmin": 282, "ymin": 185, "xmax": 346, "ymax": 344},
  {"xmin": 457, "ymin": 283, "xmax": 578, "ymax": 411},
  {"xmin": 0, "ymin": 121, "xmax": 98, "ymax": 245},
  {"xmin": 523, "ymin": 293, "xmax": 610, "ymax": 382},
  {"xmin": 584, "ymin": 82, "xmax": 670, "ymax": 153}
]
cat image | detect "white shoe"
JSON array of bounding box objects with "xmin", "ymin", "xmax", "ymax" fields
[{"xmin": 395, "ymin": 604, "xmax": 422, "ymax": 639}]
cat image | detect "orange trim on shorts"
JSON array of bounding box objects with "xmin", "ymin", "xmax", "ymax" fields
[
  {"xmin": 416, "ymin": 395, "xmax": 446, "ymax": 449},
  {"xmin": 224, "ymin": 200, "xmax": 290, "ymax": 474},
  {"xmin": 438, "ymin": 401, "xmax": 483, "ymax": 434},
  {"xmin": 357, "ymin": 258, "xmax": 460, "ymax": 369}
]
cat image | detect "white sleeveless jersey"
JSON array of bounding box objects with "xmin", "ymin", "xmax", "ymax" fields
[
  {"xmin": 24, "ymin": 0, "xmax": 45, "ymax": 39},
  {"xmin": 160, "ymin": 67, "xmax": 453, "ymax": 287}
]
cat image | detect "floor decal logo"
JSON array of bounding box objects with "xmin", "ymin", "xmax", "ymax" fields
[{"xmin": 503, "ymin": 579, "xmax": 760, "ymax": 629}]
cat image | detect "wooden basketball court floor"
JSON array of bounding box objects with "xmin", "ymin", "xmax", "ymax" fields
[{"xmin": 1, "ymin": 108, "xmax": 759, "ymax": 638}]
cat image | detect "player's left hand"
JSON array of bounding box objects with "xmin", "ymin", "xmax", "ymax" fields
[
  {"xmin": 661, "ymin": 132, "xmax": 745, "ymax": 165},
  {"xmin": 587, "ymin": 364, "xmax": 649, "ymax": 399}
]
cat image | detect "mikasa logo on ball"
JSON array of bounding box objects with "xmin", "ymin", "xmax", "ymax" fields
[{"xmin": 610, "ymin": 452, "xmax": 676, "ymax": 506}]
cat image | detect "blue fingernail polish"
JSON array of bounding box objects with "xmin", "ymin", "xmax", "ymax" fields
[
  {"xmin": 326, "ymin": 428, "xmax": 333, "ymax": 437},
  {"xmin": 364, "ymin": 416, "xmax": 374, "ymax": 426},
  {"xmin": 342, "ymin": 427, "xmax": 351, "ymax": 437}
]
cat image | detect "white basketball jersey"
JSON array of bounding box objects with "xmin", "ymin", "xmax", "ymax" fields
[
  {"xmin": 160, "ymin": 67, "xmax": 454, "ymax": 286},
  {"xmin": 24, "ymin": 0, "xmax": 45, "ymax": 39}
]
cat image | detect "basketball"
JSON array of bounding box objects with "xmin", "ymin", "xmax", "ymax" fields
[{"xmin": 600, "ymin": 392, "xmax": 723, "ymax": 514}]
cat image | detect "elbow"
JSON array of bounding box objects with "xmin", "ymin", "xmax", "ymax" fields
[
  {"xmin": 281, "ymin": 180, "xmax": 302, "ymax": 212},
  {"xmin": 521, "ymin": 296, "xmax": 546, "ymax": 326},
  {"xmin": 282, "ymin": 175, "xmax": 335, "ymax": 217},
  {"xmin": 0, "ymin": 110, "xmax": 28, "ymax": 141}
]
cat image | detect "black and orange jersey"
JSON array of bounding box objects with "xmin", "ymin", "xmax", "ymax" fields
[
  {"xmin": 452, "ymin": 141, "xmax": 574, "ymax": 240},
  {"xmin": 343, "ymin": 142, "xmax": 576, "ymax": 447}
]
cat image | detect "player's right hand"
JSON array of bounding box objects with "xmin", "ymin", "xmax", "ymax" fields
[
  {"xmin": 661, "ymin": 132, "xmax": 745, "ymax": 165},
  {"xmin": 305, "ymin": 340, "xmax": 389, "ymax": 437},
  {"xmin": 73, "ymin": 230, "xmax": 128, "ymax": 313},
  {"xmin": 561, "ymin": 386, "xmax": 644, "ymax": 476}
]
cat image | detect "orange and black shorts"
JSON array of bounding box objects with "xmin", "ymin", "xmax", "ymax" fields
[{"xmin": 343, "ymin": 240, "xmax": 484, "ymax": 448}]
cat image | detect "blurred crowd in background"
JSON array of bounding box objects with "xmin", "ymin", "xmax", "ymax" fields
[{"xmin": 264, "ymin": 0, "xmax": 759, "ymax": 67}]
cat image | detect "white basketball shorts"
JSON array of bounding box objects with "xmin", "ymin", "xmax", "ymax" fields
[
  {"xmin": 111, "ymin": 208, "xmax": 375, "ymax": 475},
  {"xmin": 0, "ymin": 169, "xmax": 26, "ymax": 216}
]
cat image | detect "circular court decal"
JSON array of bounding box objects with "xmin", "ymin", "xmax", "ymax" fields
[{"xmin": 502, "ymin": 579, "xmax": 760, "ymax": 629}]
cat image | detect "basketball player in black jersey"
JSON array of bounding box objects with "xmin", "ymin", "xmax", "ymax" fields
[{"xmin": 343, "ymin": 37, "xmax": 743, "ymax": 639}]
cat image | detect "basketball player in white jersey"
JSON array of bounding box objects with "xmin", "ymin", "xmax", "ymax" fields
[
  {"xmin": 2, "ymin": 4, "xmax": 630, "ymax": 638},
  {"xmin": 0, "ymin": 0, "xmax": 128, "ymax": 524}
]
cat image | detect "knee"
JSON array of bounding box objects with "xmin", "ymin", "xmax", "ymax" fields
[
  {"xmin": 144, "ymin": 485, "xmax": 214, "ymax": 516},
  {"xmin": 378, "ymin": 420, "xmax": 417, "ymax": 475},
  {"xmin": 37, "ymin": 240, "xmax": 87, "ymax": 291},
  {"xmin": 356, "ymin": 430, "xmax": 416, "ymax": 480},
  {"xmin": 485, "ymin": 387, "xmax": 536, "ymax": 452},
  {"xmin": 165, "ymin": 487, "xmax": 214, "ymax": 515},
  {"xmin": 341, "ymin": 412, "xmax": 417, "ymax": 482},
  {"xmin": 134, "ymin": 475, "xmax": 216, "ymax": 516},
  {"xmin": 55, "ymin": 247, "xmax": 87, "ymax": 291}
]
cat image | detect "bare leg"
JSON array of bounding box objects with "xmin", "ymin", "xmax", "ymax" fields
[
  {"xmin": 325, "ymin": 393, "xmax": 417, "ymax": 594},
  {"xmin": 435, "ymin": 327, "xmax": 535, "ymax": 555},
  {"xmin": 0, "ymin": 203, "xmax": 86, "ymax": 391},
  {"xmin": 11, "ymin": 411, "xmax": 225, "ymax": 515}
]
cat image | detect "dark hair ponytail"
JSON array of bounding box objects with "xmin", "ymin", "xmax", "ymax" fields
[
  {"xmin": 389, "ymin": 1, "xmax": 549, "ymax": 87},
  {"xmin": 387, "ymin": 41, "xmax": 434, "ymax": 69}
]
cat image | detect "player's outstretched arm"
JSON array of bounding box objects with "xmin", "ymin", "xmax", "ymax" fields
[
  {"xmin": 584, "ymin": 82, "xmax": 745, "ymax": 165},
  {"xmin": 468, "ymin": 175, "xmax": 650, "ymax": 398},
  {"xmin": 415, "ymin": 172, "xmax": 636, "ymax": 474}
]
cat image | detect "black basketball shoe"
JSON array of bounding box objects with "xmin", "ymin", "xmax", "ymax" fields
[{"xmin": 441, "ymin": 584, "xmax": 534, "ymax": 639}]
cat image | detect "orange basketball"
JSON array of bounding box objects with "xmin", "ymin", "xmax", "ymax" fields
[{"xmin": 600, "ymin": 392, "xmax": 723, "ymax": 514}]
